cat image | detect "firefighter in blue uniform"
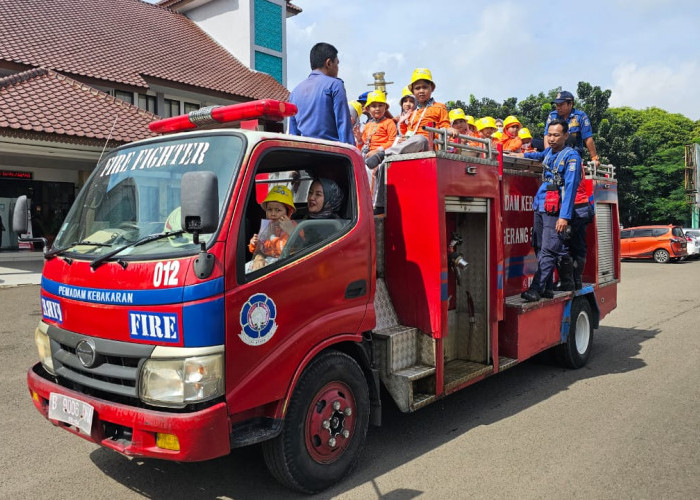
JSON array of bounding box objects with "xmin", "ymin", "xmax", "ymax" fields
[
  {"xmin": 521, "ymin": 119, "xmax": 582, "ymax": 302},
  {"xmin": 545, "ymin": 90, "xmax": 599, "ymax": 166}
]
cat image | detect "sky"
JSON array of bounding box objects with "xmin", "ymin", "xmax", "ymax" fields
[{"xmin": 285, "ymin": 0, "xmax": 700, "ymax": 120}]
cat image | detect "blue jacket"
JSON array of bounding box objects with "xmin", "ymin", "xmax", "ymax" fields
[
  {"xmin": 288, "ymin": 70, "xmax": 355, "ymax": 145},
  {"xmin": 525, "ymin": 147, "xmax": 582, "ymax": 220},
  {"xmin": 545, "ymin": 108, "xmax": 593, "ymax": 154}
]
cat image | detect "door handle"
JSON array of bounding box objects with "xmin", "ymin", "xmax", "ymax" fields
[{"xmin": 345, "ymin": 280, "xmax": 367, "ymax": 299}]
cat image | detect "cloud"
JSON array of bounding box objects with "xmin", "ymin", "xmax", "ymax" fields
[{"xmin": 609, "ymin": 62, "xmax": 700, "ymax": 120}]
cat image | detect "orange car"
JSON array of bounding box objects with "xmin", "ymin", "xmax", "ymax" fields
[{"xmin": 620, "ymin": 225, "xmax": 687, "ymax": 263}]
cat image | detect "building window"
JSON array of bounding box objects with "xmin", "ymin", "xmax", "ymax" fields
[
  {"xmin": 163, "ymin": 99, "xmax": 181, "ymax": 118},
  {"xmin": 255, "ymin": 51, "xmax": 283, "ymax": 84},
  {"xmin": 114, "ymin": 90, "xmax": 134, "ymax": 105},
  {"xmin": 254, "ymin": 0, "xmax": 282, "ymax": 52},
  {"xmin": 184, "ymin": 102, "xmax": 200, "ymax": 114},
  {"xmin": 138, "ymin": 95, "xmax": 157, "ymax": 114}
]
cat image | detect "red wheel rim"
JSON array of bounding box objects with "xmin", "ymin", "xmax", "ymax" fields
[{"xmin": 304, "ymin": 381, "xmax": 356, "ymax": 464}]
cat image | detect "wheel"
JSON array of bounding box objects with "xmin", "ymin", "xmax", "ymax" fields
[
  {"xmin": 653, "ymin": 249, "xmax": 670, "ymax": 263},
  {"xmin": 262, "ymin": 351, "xmax": 370, "ymax": 494},
  {"xmin": 556, "ymin": 298, "xmax": 593, "ymax": 368}
]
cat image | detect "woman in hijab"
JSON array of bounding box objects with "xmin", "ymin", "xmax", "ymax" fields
[{"xmin": 306, "ymin": 177, "xmax": 344, "ymax": 219}]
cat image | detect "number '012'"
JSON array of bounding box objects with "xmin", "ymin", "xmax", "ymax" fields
[{"xmin": 153, "ymin": 261, "xmax": 180, "ymax": 287}]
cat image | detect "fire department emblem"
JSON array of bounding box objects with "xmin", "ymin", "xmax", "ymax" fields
[{"xmin": 239, "ymin": 293, "xmax": 278, "ymax": 346}]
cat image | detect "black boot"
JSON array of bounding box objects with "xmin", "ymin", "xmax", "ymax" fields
[
  {"xmin": 573, "ymin": 257, "xmax": 585, "ymax": 290},
  {"xmin": 521, "ymin": 288, "xmax": 541, "ymax": 302},
  {"xmin": 365, "ymin": 149, "xmax": 385, "ymax": 169},
  {"xmin": 557, "ymin": 256, "xmax": 575, "ymax": 291}
]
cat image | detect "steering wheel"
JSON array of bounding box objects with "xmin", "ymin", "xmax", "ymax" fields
[{"xmin": 118, "ymin": 222, "xmax": 140, "ymax": 232}]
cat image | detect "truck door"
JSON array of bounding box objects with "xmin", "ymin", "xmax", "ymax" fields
[{"xmin": 224, "ymin": 142, "xmax": 374, "ymax": 415}]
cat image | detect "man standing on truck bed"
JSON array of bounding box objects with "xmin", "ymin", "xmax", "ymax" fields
[
  {"xmin": 288, "ymin": 42, "xmax": 355, "ymax": 146},
  {"xmin": 545, "ymin": 91, "xmax": 599, "ymax": 166},
  {"xmin": 521, "ymin": 119, "xmax": 583, "ymax": 302}
]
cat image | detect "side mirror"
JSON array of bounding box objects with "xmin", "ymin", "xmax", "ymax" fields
[
  {"xmin": 13, "ymin": 195, "xmax": 29, "ymax": 235},
  {"xmin": 12, "ymin": 195, "xmax": 48, "ymax": 253},
  {"xmin": 181, "ymin": 171, "xmax": 219, "ymax": 238}
]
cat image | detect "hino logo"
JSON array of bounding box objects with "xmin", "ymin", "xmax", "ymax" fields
[{"xmin": 75, "ymin": 340, "xmax": 97, "ymax": 368}]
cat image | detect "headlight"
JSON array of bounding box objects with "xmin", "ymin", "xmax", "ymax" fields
[
  {"xmin": 35, "ymin": 323, "xmax": 55, "ymax": 375},
  {"xmin": 140, "ymin": 354, "xmax": 224, "ymax": 407}
]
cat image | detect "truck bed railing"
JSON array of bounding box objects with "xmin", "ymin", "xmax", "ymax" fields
[
  {"xmin": 585, "ymin": 162, "xmax": 616, "ymax": 180},
  {"xmin": 423, "ymin": 126, "xmax": 497, "ymax": 159}
]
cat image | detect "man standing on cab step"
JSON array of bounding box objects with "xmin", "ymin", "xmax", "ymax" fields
[{"xmin": 288, "ymin": 42, "xmax": 355, "ymax": 146}]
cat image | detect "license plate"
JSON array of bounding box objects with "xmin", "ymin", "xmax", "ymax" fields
[{"xmin": 48, "ymin": 393, "xmax": 94, "ymax": 435}]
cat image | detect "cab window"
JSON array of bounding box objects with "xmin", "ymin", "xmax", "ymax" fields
[
  {"xmin": 620, "ymin": 230, "xmax": 631, "ymax": 239},
  {"xmin": 634, "ymin": 229, "xmax": 653, "ymax": 237},
  {"xmin": 652, "ymin": 228, "xmax": 669, "ymax": 237},
  {"xmin": 238, "ymin": 148, "xmax": 356, "ymax": 281}
]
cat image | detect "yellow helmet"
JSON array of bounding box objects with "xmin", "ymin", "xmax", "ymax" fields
[
  {"xmin": 263, "ymin": 185, "xmax": 296, "ymax": 215},
  {"xmin": 448, "ymin": 108, "xmax": 467, "ymax": 124},
  {"xmin": 400, "ymin": 86, "xmax": 416, "ymax": 103},
  {"xmin": 492, "ymin": 131, "xmax": 504, "ymax": 140},
  {"xmin": 466, "ymin": 115, "xmax": 476, "ymax": 127},
  {"xmin": 476, "ymin": 116, "xmax": 497, "ymax": 131},
  {"xmin": 518, "ymin": 127, "xmax": 533, "ymax": 140},
  {"xmin": 408, "ymin": 67, "xmax": 435, "ymax": 91},
  {"xmin": 349, "ymin": 100, "xmax": 363, "ymax": 119},
  {"xmin": 503, "ymin": 115, "xmax": 522, "ymax": 129},
  {"xmin": 364, "ymin": 90, "xmax": 389, "ymax": 109}
]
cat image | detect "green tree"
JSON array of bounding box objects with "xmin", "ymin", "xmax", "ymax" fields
[{"xmin": 446, "ymin": 83, "xmax": 697, "ymax": 226}]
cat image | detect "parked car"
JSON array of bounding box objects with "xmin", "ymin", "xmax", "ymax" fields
[
  {"xmin": 683, "ymin": 228, "xmax": 700, "ymax": 259},
  {"xmin": 620, "ymin": 225, "xmax": 687, "ymax": 263}
]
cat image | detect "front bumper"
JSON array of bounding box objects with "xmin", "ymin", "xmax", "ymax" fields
[{"xmin": 28, "ymin": 363, "xmax": 230, "ymax": 462}]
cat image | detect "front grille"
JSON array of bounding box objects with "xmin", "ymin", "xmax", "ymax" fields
[{"xmin": 48, "ymin": 324, "xmax": 155, "ymax": 402}]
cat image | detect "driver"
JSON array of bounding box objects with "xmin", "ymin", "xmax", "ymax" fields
[{"xmin": 304, "ymin": 177, "xmax": 344, "ymax": 219}]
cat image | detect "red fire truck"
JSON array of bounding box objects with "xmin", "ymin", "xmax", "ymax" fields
[{"xmin": 17, "ymin": 100, "xmax": 620, "ymax": 494}]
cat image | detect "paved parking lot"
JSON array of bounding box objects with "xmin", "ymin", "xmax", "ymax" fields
[{"xmin": 1, "ymin": 259, "xmax": 698, "ymax": 499}]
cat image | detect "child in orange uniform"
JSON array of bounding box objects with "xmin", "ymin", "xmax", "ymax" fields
[
  {"xmin": 246, "ymin": 185, "xmax": 297, "ymax": 272},
  {"xmin": 518, "ymin": 127, "xmax": 535, "ymax": 152},
  {"xmin": 500, "ymin": 115, "xmax": 523, "ymax": 152},
  {"xmin": 388, "ymin": 68, "xmax": 456, "ymax": 154},
  {"xmin": 358, "ymin": 90, "xmax": 397, "ymax": 163},
  {"xmin": 475, "ymin": 117, "xmax": 499, "ymax": 157},
  {"xmin": 358, "ymin": 90, "xmax": 397, "ymax": 198}
]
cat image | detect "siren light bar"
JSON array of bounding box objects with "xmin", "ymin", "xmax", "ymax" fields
[{"xmin": 149, "ymin": 99, "xmax": 298, "ymax": 134}]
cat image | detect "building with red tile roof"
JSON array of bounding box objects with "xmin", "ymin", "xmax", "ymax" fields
[{"xmin": 0, "ymin": 0, "xmax": 300, "ymax": 248}]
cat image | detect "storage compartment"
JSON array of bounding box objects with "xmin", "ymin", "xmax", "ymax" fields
[{"xmin": 443, "ymin": 198, "xmax": 492, "ymax": 390}]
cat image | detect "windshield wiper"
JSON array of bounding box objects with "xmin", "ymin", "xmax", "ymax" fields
[
  {"xmin": 90, "ymin": 230, "xmax": 186, "ymax": 270},
  {"xmin": 45, "ymin": 240, "xmax": 113, "ymax": 259}
]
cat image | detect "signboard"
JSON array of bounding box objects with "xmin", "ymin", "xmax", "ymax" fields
[{"xmin": 0, "ymin": 170, "xmax": 32, "ymax": 180}]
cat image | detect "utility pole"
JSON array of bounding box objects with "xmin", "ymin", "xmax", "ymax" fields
[{"xmin": 684, "ymin": 144, "xmax": 699, "ymax": 227}]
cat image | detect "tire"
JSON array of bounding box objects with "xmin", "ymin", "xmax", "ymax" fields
[
  {"xmin": 556, "ymin": 298, "xmax": 593, "ymax": 369},
  {"xmin": 262, "ymin": 351, "xmax": 370, "ymax": 494},
  {"xmin": 653, "ymin": 249, "xmax": 670, "ymax": 263}
]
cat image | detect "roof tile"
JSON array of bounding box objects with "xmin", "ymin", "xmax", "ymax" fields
[
  {"xmin": 0, "ymin": 0, "xmax": 289, "ymax": 101},
  {"xmin": 0, "ymin": 68, "xmax": 157, "ymax": 143}
]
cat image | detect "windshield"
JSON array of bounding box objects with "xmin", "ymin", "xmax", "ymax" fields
[{"xmin": 54, "ymin": 134, "xmax": 244, "ymax": 259}]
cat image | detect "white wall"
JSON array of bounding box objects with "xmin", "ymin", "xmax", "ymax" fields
[{"xmin": 186, "ymin": 0, "xmax": 253, "ymax": 68}]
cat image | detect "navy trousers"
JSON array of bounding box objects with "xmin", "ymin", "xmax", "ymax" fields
[{"xmin": 531, "ymin": 211, "xmax": 570, "ymax": 293}]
